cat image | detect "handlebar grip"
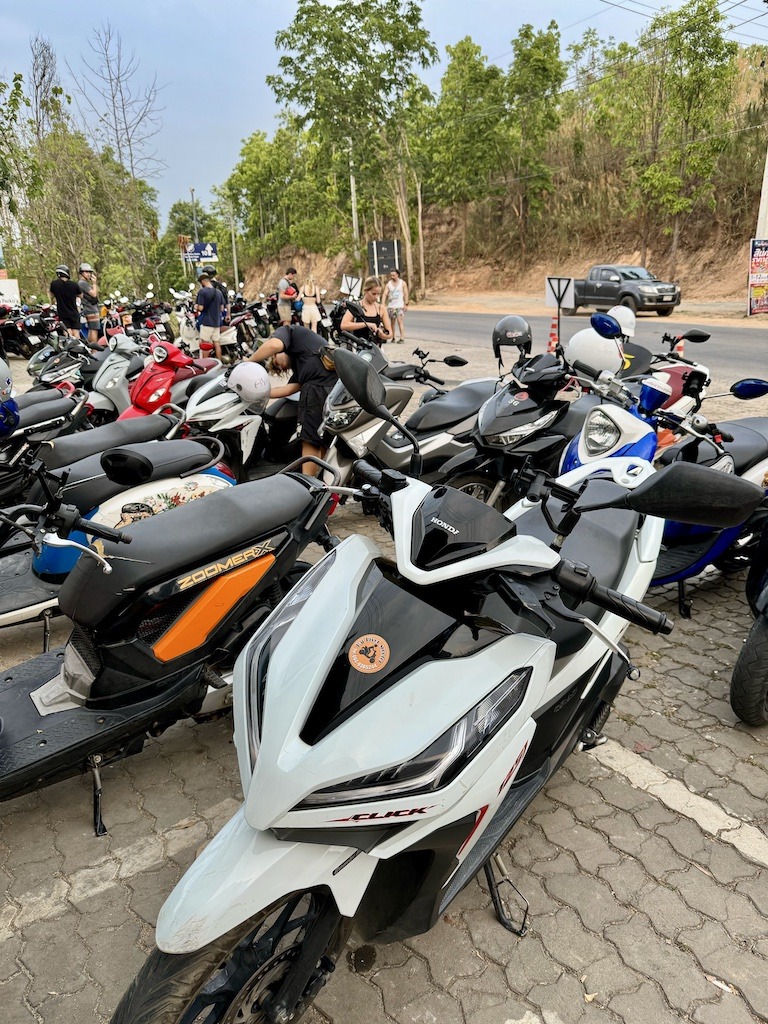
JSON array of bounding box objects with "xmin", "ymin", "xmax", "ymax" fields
[
  {"xmin": 352, "ymin": 460, "xmax": 384, "ymax": 487},
  {"xmin": 426, "ymin": 373, "xmax": 445, "ymax": 386},
  {"xmin": 718, "ymin": 430, "xmax": 734, "ymax": 443},
  {"xmin": 76, "ymin": 518, "xmax": 132, "ymax": 544},
  {"xmin": 589, "ymin": 584, "xmax": 673, "ymax": 635}
]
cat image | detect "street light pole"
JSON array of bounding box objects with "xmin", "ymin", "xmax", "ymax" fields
[{"xmin": 190, "ymin": 187, "xmax": 200, "ymax": 243}]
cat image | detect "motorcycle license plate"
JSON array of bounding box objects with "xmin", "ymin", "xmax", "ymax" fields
[
  {"xmin": 122, "ymin": 314, "xmax": 132, "ymax": 325},
  {"xmin": 321, "ymin": 317, "xmax": 332, "ymax": 327}
]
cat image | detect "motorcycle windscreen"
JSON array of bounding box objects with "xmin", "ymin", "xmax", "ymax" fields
[
  {"xmin": 411, "ymin": 487, "xmax": 516, "ymax": 570},
  {"xmin": 300, "ymin": 560, "xmax": 508, "ymax": 745}
]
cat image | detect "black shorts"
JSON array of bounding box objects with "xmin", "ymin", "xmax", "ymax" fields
[
  {"xmin": 60, "ymin": 315, "xmax": 80, "ymax": 330},
  {"xmin": 297, "ymin": 380, "xmax": 334, "ymax": 447}
]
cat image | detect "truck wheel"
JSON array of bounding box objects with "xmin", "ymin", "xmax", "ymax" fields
[
  {"xmin": 561, "ymin": 307, "xmax": 576, "ymax": 316},
  {"xmin": 620, "ymin": 296, "xmax": 637, "ymax": 314},
  {"xmin": 657, "ymin": 307, "xmax": 673, "ymax": 317},
  {"xmin": 731, "ymin": 614, "xmax": 768, "ymax": 726}
]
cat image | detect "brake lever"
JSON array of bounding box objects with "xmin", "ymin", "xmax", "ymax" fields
[{"xmin": 42, "ymin": 533, "xmax": 113, "ymax": 573}]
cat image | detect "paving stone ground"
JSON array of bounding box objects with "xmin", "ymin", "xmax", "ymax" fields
[{"xmin": 1, "ymin": 337, "xmax": 767, "ymax": 1023}]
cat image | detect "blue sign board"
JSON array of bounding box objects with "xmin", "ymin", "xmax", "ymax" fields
[{"xmin": 183, "ymin": 242, "xmax": 219, "ymax": 264}]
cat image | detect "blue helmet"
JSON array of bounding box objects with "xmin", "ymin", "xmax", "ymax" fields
[{"xmin": 0, "ymin": 398, "xmax": 19, "ymax": 438}]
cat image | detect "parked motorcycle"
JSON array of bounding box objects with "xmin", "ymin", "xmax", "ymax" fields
[
  {"xmin": 0, "ymin": 454, "xmax": 339, "ymax": 833},
  {"xmin": 0, "ymin": 437, "xmax": 232, "ymax": 648},
  {"xmin": 108, "ymin": 348, "xmax": 763, "ymax": 1024},
  {"xmin": 118, "ymin": 340, "xmax": 221, "ymax": 419},
  {"xmin": 0, "ymin": 305, "xmax": 41, "ymax": 359},
  {"xmin": 86, "ymin": 332, "xmax": 150, "ymax": 423}
]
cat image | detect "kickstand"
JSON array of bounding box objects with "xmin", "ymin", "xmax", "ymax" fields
[
  {"xmin": 483, "ymin": 853, "xmax": 528, "ymax": 936},
  {"xmin": 87, "ymin": 755, "xmax": 108, "ymax": 837},
  {"xmin": 42, "ymin": 609, "xmax": 52, "ymax": 653},
  {"xmin": 677, "ymin": 580, "xmax": 692, "ymax": 619}
]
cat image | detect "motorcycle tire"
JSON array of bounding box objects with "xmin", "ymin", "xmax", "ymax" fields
[
  {"xmin": 110, "ymin": 891, "xmax": 349, "ymax": 1024},
  {"xmin": 445, "ymin": 472, "xmax": 506, "ymax": 511},
  {"xmin": 730, "ymin": 613, "xmax": 768, "ymax": 726}
]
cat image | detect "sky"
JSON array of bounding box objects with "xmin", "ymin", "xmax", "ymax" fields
[{"xmin": 3, "ymin": 0, "xmax": 768, "ymax": 227}]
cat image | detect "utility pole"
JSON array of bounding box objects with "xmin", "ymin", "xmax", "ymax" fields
[
  {"xmin": 190, "ymin": 186, "xmax": 200, "ymax": 243},
  {"xmin": 229, "ymin": 204, "xmax": 240, "ymax": 288}
]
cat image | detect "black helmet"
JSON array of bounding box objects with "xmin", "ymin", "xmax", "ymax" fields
[
  {"xmin": 492, "ymin": 315, "xmax": 533, "ymax": 360},
  {"xmin": 202, "ymin": 265, "xmax": 217, "ymax": 277},
  {"xmin": 55, "ymin": 264, "xmax": 70, "ymax": 278}
]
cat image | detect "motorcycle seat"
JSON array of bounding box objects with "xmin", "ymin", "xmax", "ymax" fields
[
  {"xmin": 126, "ymin": 328, "xmax": 151, "ymax": 338},
  {"xmin": 60, "ymin": 475, "xmax": 318, "ymax": 628},
  {"xmin": 30, "ymin": 438, "xmax": 212, "ymax": 513},
  {"xmin": 17, "ymin": 397, "xmax": 77, "ymax": 430},
  {"xmin": 16, "ymin": 390, "xmax": 68, "ymax": 411},
  {"xmin": 405, "ymin": 380, "xmax": 498, "ymax": 433},
  {"xmin": 500, "ymin": 479, "xmax": 640, "ymax": 658},
  {"xmin": 39, "ymin": 414, "xmax": 175, "ymax": 470},
  {"xmin": 658, "ymin": 418, "xmax": 768, "ymax": 475},
  {"xmin": 126, "ymin": 354, "xmax": 148, "ymax": 377},
  {"xmin": 174, "ymin": 358, "xmax": 219, "ymax": 383}
]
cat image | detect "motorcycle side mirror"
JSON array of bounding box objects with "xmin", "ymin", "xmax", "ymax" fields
[
  {"xmin": 147, "ymin": 283, "xmax": 154, "ymax": 290},
  {"xmin": 579, "ymin": 463, "xmax": 765, "ymax": 528},
  {"xmin": 146, "ymin": 291, "xmax": 154, "ymax": 299},
  {"xmin": 444, "ymin": 355, "xmax": 468, "ymax": 367},
  {"xmin": 29, "ymin": 295, "xmax": 37, "ymax": 302},
  {"xmin": 259, "ymin": 292, "xmax": 265, "ymax": 298},
  {"xmin": 731, "ymin": 378, "xmax": 768, "ymax": 400},
  {"xmin": 334, "ymin": 348, "xmax": 388, "ymax": 417},
  {"xmin": 590, "ymin": 312, "xmax": 623, "ymax": 339},
  {"xmin": 682, "ymin": 329, "xmax": 709, "ymax": 343},
  {"xmin": 320, "ymin": 288, "xmax": 327, "ymax": 296}
]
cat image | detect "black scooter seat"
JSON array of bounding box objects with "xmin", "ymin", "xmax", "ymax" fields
[
  {"xmin": 185, "ymin": 367, "xmax": 226, "ymax": 398},
  {"xmin": 405, "ymin": 380, "xmax": 497, "ymax": 433},
  {"xmin": 0, "ymin": 548, "xmax": 59, "ymax": 620},
  {"xmin": 16, "ymin": 391, "xmax": 67, "ymax": 411},
  {"xmin": 29, "ymin": 439, "xmax": 214, "ymax": 513},
  {"xmin": 39, "ymin": 414, "xmax": 175, "ymax": 471},
  {"xmin": 18, "ymin": 397, "xmax": 76, "ymax": 430},
  {"xmin": 504, "ymin": 479, "xmax": 640, "ymax": 657},
  {"xmin": 0, "ymin": 649, "xmax": 203, "ymax": 801},
  {"xmin": 658, "ymin": 418, "xmax": 768, "ymax": 475},
  {"xmin": 61, "ymin": 475, "xmax": 317, "ymax": 628}
]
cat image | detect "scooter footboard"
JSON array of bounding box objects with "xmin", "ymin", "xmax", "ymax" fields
[{"xmin": 156, "ymin": 806, "xmax": 377, "ymax": 954}]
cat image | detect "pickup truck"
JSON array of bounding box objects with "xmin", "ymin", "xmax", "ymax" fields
[{"xmin": 564, "ymin": 264, "xmax": 681, "ymax": 317}]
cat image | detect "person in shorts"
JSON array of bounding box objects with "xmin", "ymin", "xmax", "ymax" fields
[
  {"xmin": 194, "ymin": 273, "xmax": 224, "ymax": 359},
  {"xmin": 277, "ymin": 267, "xmax": 298, "ymax": 326},
  {"xmin": 77, "ymin": 263, "xmax": 101, "ymax": 345},
  {"xmin": 49, "ymin": 264, "xmax": 80, "ymax": 337},
  {"xmin": 248, "ymin": 323, "xmax": 335, "ymax": 475},
  {"xmin": 382, "ymin": 268, "xmax": 409, "ymax": 343}
]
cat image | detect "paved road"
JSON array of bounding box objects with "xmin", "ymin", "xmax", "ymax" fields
[{"xmin": 408, "ymin": 310, "xmax": 766, "ymax": 384}]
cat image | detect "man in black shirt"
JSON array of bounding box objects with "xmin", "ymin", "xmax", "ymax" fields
[
  {"xmin": 200, "ymin": 265, "xmax": 229, "ymax": 326},
  {"xmin": 248, "ymin": 324, "xmax": 336, "ymax": 475},
  {"xmin": 49, "ymin": 265, "xmax": 80, "ymax": 337}
]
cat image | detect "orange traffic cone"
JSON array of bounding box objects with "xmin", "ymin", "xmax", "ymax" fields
[{"xmin": 547, "ymin": 315, "xmax": 559, "ymax": 353}]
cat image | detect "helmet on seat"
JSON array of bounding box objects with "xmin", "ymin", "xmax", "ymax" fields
[
  {"xmin": 565, "ymin": 327, "xmax": 624, "ymax": 375},
  {"xmin": 607, "ymin": 304, "xmax": 636, "ymax": 338},
  {"xmin": 492, "ymin": 315, "xmax": 533, "ymax": 360},
  {"xmin": 227, "ymin": 361, "xmax": 271, "ymax": 410},
  {"xmin": 0, "ymin": 398, "xmax": 19, "ymax": 438},
  {"xmin": 55, "ymin": 264, "xmax": 70, "ymax": 279}
]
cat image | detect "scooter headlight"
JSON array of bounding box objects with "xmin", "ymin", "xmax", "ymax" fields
[
  {"xmin": 324, "ymin": 405, "xmax": 360, "ymax": 429},
  {"xmin": 243, "ymin": 551, "xmax": 338, "ymax": 766},
  {"xmin": 297, "ymin": 667, "xmax": 531, "ymax": 807},
  {"xmin": 584, "ymin": 408, "xmax": 621, "ymax": 455},
  {"xmin": 484, "ymin": 409, "xmax": 559, "ymax": 447}
]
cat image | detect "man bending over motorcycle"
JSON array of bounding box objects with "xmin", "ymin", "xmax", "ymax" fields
[{"xmin": 249, "ymin": 324, "xmax": 336, "ymax": 476}]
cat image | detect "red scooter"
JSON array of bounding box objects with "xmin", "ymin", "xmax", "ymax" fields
[{"xmin": 118, "ymin": 340, "xmax": 220, "ymax": 419}]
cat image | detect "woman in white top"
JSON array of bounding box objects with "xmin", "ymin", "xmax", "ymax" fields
[
  {"xmin": 299, "ymin": 277, "xmax": 322, "ymax": 334},
  {"xmin": 382, "ymin": 268, "xmax": 409, "ymax": 343}
]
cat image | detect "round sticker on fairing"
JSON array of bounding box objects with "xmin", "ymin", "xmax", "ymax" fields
[{"xmin": 348, "ymin": 634, "xmax": 391, "ymax": 674}]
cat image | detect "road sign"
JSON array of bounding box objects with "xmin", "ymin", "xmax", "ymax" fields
[
  {"xmin": 183, "ymin": 242, "xmax": 219, "ymax": 264},
  {"xmin": 545, "ymin": 276, "xmax": 574, "ymax": 310},
  {"xmin": 368, "ymin": 239, "xmax": 401, "ymax": 277},
  {"xmin": 341, "ymin": 274, "xmax": 362, "ymax": 299},
  {"xmin": 0, "ymin": 279, "xmax": 21, "ymax": 305}
]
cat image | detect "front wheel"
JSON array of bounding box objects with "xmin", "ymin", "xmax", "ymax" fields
[
  {"xmin": 657, "ymin": 307, "xmax": 674, "ymax": 317},
  {"xmin": 446, "ymin": 472, "xmax": 506, "ymax": 511},
  {"xmin": 730, "ymin": 614, "xmax": 768, "ymax": 726},
  {"xmin": 620, "ymin": 295, "xmax": 638, "ymax": 314},
  {"xmin": 111, "ymin": 890, "xmax": 349, "ymax": 1024},
  {"xmin": 561, "ymin": 307, "xmax": 577, "ymax": 316}
]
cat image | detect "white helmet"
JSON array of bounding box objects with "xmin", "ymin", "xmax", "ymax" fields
[
  {"xmin": 565, "ymin": 327, "xmax": 624, "ymax": 376},
  {"xmin": 227, "ymin": 361, "xmax": 271, "ymax": 409},
  {"xmin": 607, "ymin": 304, "xmax": 636, "ymax": 338}
]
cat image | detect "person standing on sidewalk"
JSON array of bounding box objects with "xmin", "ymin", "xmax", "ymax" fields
[
  {"xmin": 77, "ymin": 263, "xmax": 101, "ymax": 345},
  {"xmin": 299, "ymin": 276, "xmax": 322, "ymax": 333},
  {"xmin": 49, "ymin": 265, "xmax": 80, "ymax": 338},
  {"xmin": 382, "ymin": 268, "xmax": 409, "ymax": 343},
  {"xmin": 194, "ymin": 273, "xmax": 224, "ymax": 360}
]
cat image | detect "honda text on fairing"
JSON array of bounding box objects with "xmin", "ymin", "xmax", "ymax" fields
[{"xmin": 109, "ymin": 348, "xmax": 763, "ymax": 1024}]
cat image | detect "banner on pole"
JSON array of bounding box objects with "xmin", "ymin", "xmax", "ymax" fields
[{"xmin": 748, "ymin": 239, "xmax": 768, "ymax": 316}]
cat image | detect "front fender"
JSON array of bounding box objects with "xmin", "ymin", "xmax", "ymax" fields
[
  {"xmin": 156, "ymin": 806, "xmax": 377, "ymax": 953},
  {"xmin": 435, "ymin": 448, "xmax": 493, "ymax": 482}
]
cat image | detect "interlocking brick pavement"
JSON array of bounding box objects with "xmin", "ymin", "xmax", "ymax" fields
[{"xmin": 1, "ymin": 340, "xmax": 767, "ymax": 1023}]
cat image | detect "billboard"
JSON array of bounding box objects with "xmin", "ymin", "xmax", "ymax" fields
[
  {"xmin": 748, "ymin": 238, "xmax": 768, "ymax": 316},
  {"xmin": 182, "ymin": 242, "xmax": 219, "ymax": 264}
]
